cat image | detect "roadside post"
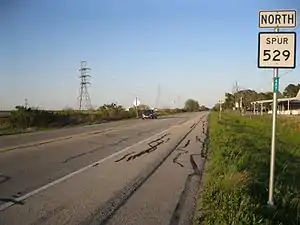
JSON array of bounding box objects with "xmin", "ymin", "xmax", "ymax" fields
[
  {"xmin": 218, "ymin": 100, "xmax": 223, "ymax": 121},
  {"xmin": 258, "ymin": 10, "xmax": 297, "ymax": 206}
]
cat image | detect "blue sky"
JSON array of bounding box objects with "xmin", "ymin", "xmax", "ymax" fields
[{"xmin": 1, "ymin": 0, "xmax": 299, "ymax": 110}]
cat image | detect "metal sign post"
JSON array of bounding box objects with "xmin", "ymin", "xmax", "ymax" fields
[
  {"xmin": 269, "ymin": 27, "xmax": 279, "ymax": 206},
  {"xmin": 258, "ymin": 9, "xmax": 297, "ymax": 206}
]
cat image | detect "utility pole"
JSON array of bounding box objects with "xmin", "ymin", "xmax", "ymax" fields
[
  {"xmin": 219, "ymin": 100, "xmax": 223, "ymax": 120},
  {"xmin": 240, "ymin": 96, "xmax": 244, "ymax": 116},
  {"xmin": 24, "ymin": 98, "xmax": 28, "ymax": 109},
  {"xmin": 135, "ymin": 97, "xmax": 139, "ymax": 119},
  {"xmin": 78, "ymin": 61, "xmax": 92, "ymax": 110}
]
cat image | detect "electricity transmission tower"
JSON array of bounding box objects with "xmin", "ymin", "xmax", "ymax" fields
[
  {"xmin": 232, "ymin": 81, "xmax": 240, "ymax": 110},
  {"xmin": 234, "ymin": 81, "xmax": 239, "ymax": 93},
  {"xmin": 233, "ymin": 81, "xmax": 245, "ymax": 114},
  {"xmin": 78, "ymin": 61, "xmax": 92, "ymax": 110}
]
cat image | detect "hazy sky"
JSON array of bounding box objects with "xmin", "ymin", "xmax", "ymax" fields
[{"xmin": 1, "ymin": 0, "xmax": 299, "ymax": 110}]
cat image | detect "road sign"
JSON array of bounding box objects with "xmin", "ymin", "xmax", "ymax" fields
[
  {"xmin": 258, "ymin": 32, "xmax": 296, "ymax": 68},
  {"xmin": 259, "ymin": 10, "xmax": 296, "ymax": 28},
  {"xmin": 258, "ymin": 9, "xmax": 298, "ymax": 207},
  {"xmin": 273, "ymin": 76, "xmax": 279, "ymax": 93}
]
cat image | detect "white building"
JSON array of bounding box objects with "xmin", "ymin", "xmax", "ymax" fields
[{"xmin": 251, "ymin": 90, "xmax": 300, "ymax": 115}]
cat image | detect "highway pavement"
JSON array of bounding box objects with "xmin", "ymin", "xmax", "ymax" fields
[
  {"xmin": 0, "ymin": 116, "xmax": 177, "ymax": 151},
  {"xmin": 0, "ymin": 112, "xmax": 209, "ymax": 225}
]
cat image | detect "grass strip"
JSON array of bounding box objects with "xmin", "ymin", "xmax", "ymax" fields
[{"xmin": 195, "ymin": 112, "xmax": 300, "ymax": 225}]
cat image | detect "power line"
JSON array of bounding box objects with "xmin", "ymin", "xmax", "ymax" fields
[{"xmin": 280, "ymin": 9, "xmax": 300, "ymax": 78}]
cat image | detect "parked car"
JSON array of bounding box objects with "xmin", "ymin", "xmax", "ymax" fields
[{"xmin": 142, "ymin": 109, "xmax": 157, "ymax": 119}]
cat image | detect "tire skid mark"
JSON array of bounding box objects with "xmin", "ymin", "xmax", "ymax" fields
[
  {"xmin": 196, "ymin": 120, "xmax": 209, "ymax": 158},
  {"xmin": 91, "ymin": 131, "xmax": 104, "ymax": 135},
  {"xmin": 165, "ymin": 137, "xmax": 171, "ymax": 143},
  {"xmin": 62, "ymin": 137, "xmax": 129, "ymax": 163},
  {"xmin": 126, "ymin": 133, "xmax": 170, "ymax": 161},
  {"xmin": 114, "ymin": 152, "xmax": 135, "ymax": 162},
  {"xmin": 173, "ymin": 153, "xmax": 184, "ymax": 167},
  {"xmin": 83, "ymin": 118, "xmax": 203, "ymax": 225},
  {"xmin": 93, "ymin": 162, "xmax": 100, "ymax": 167},
  {"xmin": 195, "ymin": 135, "xmax": 201, "ymax": 142},
  {"xmin": 169, "ymin": 117, "xmax": 208, "ymax": 225},
  {"xmin": 189, "ymin": 154, "xmax": 201, "ymax": 175},
  {"xmin": 0, "ymin": 174, "xmax": 11, "ymax": 185},
  {"xmin": 0, "ymin": 119, "xmax": 194, "ymax": 212},
  {"xmin": 195, "ymin": 135, "xmax": 206, "ymax": 158},
  {"xmin": 190, "ymin": 123, "xmax": 196, "ymax": 129},
  {"xmin": 172, "ymin": 139, "xmax": 191, "ymax": 168},
  {"xmin": 183, "ymin": 139, "xmax": 190, "ymax": 148},
  {"xmin": 169, "ymin": 154, "xmax": 204, "ymax": 225},
  {"xmin": 115, "ymin": 133, "xmax": 170, "ymax": 163}
]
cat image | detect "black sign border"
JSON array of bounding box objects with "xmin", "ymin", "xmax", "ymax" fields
[
  {"xmin": 258, "ymin": 31, "xmax": 297, "ymax": 69},
  {"xmin": 259, "ymin": 10, "xmax": 297, "ymax": 28}
]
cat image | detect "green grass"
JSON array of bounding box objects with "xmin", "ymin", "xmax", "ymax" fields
[{"xmin": 195, "ymin": 112, "xmax": 300, "ymax": 225}]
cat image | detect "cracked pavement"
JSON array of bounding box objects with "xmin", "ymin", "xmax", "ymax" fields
[{"xmin": 0, "ymin": 112, "xmax": 209, "ymax": 225}]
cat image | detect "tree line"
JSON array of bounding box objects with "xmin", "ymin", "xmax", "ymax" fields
[
  {"xmin": 0, "ymin": 99, "xmax": 207, "ymax": 134},
  {"xmin": 213, "ymin": 83, "xmax": 300, "ymax": 111}
]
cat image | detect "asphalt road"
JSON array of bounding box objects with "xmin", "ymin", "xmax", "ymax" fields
[
  {"xmin": 0, "ymin": 115, "xmax": 181, "ymax": 151},
  {"xmin": 0, "ymin": 112, "xmax": 209, "ymax": 225}
]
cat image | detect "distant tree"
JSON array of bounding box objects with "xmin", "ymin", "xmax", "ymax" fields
[
  {"xmin": 236, "ymin": 89, "xmax": 258, "ymax": 110},
  {"xmin": 283, "ymin": 84, "xmax": 300, "ymax": 97},
  {"xmin": 137, "ymin": 104, "xmax": 150, "ymax": 110},
  {"xmin": 98, "ymin": 103, "xmax": 122, "ymax": 111},
  {"xmin": 63, "ymin": 107, "xmax": 74, "ymax": 111},
  {"xmin": 184, "ymin": 99, "xmax": 200, "ymax": 112},
  {"xmin": 223, "ymin": 93, "xmax": 235, "ymax": 109},
  {"xmin": 217, "ymin": 83, "xmax": 300, "ymax": 111}
]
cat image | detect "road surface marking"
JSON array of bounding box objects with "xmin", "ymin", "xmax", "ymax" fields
[
  {"xmin": 0, "ymin": 121, "xmax": 165, "ymax": 153},
  {"xmin": 0, "ymin": 129, "xmax": 111, "ymax": 153},
  {"xmin": 0, "ymin": 118, "xmax": 193, "ymax": 211}
]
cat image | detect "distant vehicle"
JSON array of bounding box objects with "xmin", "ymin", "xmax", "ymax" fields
[{"xmin": 142, "ymin": 109, "xmax": 157, "ymax": 119}]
